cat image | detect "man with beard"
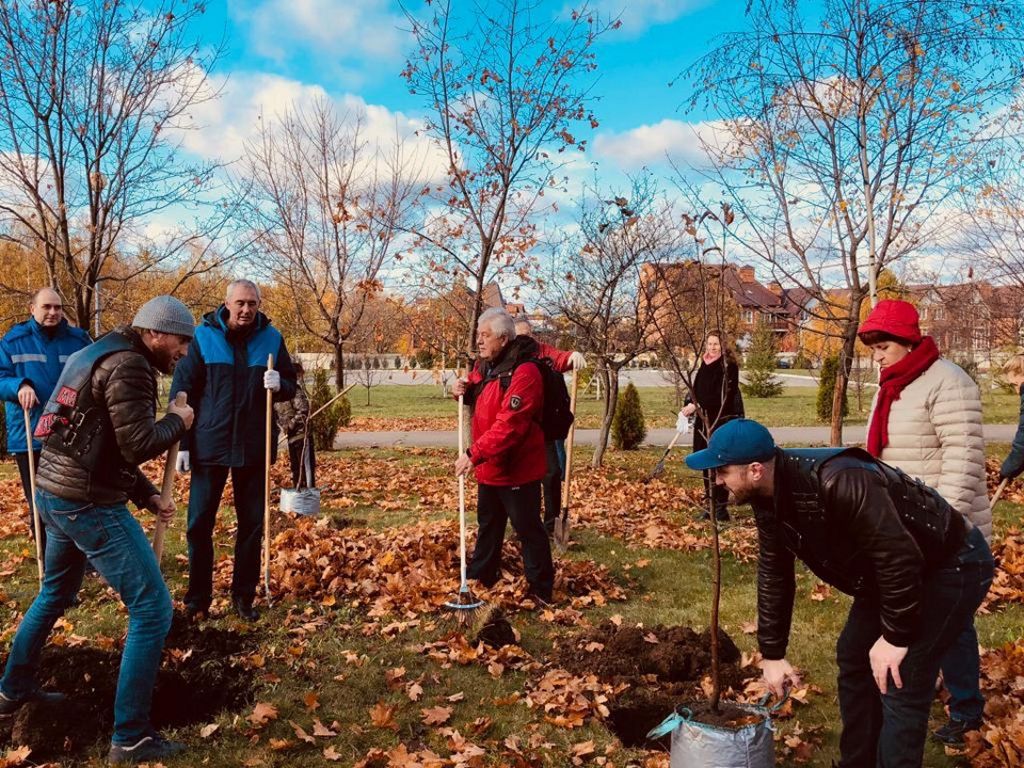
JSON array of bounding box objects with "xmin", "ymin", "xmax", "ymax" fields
[
  {"xmin": 0, "ymin": 296, "xmax": 196, "ymax": 764},
  {"xmin": 453, "ymin": 308, "xmax": 554, "ymax": 605},
  {"xmin": 685, "ymin": 418, "xmax": 993, "ymax": 768},
  {"xmin": 0, "ymin": 287, "xmax": 91, "ymax": 553}
]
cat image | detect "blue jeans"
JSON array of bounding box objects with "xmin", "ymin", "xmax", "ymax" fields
[
  {"xmin": 0, "ymin": 489, "xmax": 172, "ymax": 746},
  {"xmin": 835, "ymin": 526, "xmax": 993, "ymax": 767},
  {"xmin": 939, "ymin": 621, "xmax": 985, "ymax": 724}
]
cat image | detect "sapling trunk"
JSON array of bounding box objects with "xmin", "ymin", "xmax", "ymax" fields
[{"xmin": 710, "ymin": 482, "xmax": 722, "ymax": 712}]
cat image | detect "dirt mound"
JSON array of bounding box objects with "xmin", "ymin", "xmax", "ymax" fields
[
  {"xmin": 0, "ymin": 619, "xmax": 256, "ymax": 763},
  {"xmin": 555, "ymin": 621, "xmax": 754, "ymax": 748}
]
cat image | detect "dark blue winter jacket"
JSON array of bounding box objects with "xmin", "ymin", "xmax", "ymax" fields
[
  {"xmin": 1002, "ymin": 383, "xmax": 1024, "ymax": 480},
  {"xmin": 170, "ymin": 307, "xmax": 296, "ymax": 467},
  {"xmin": 0, "ymin": 318, "xmax": 91, "ymax": 453}
]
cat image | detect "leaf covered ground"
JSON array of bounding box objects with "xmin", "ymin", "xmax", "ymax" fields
[{"xmin": 0, "ymin": 448, "xmax": 1021, "ymax": 767}]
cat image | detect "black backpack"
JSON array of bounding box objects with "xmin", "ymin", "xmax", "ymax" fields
[{"xmin": 498, "ymin": 357, "xmax": 574, "ymax": 441}]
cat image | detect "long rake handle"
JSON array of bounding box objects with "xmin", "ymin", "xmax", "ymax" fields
[
  {"xmin": 458, "ymin": 392, "xmax": 468, "ymax": 589},
  {"xmin": 24, "ymin": 409, "xmax": 42, "ymax": 586},
  {"xmin": 153, "ymin": 392, "xmax": 187, "ymax": 565},
  {"xmin": 560, "ymin": 369, "xmax": 580, "ymax": 511},
  {"xmin": 263, "ymin": 354, "xmax": 274, "ymax": 603},
  {"xmin": 991, "ymin": 477, "xmax": 1010, "ymax": 512}
]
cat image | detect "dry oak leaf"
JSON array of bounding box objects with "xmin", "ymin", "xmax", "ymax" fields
[
  {"xmin": 303, "ymin": 691, "xmax": 320, "ymax": 711},
  {"xmin": 421, "ymin": 705, "xmax": 453, "ymax": 726},
  {"xmin": 247, "ymin": 702, "xmax": 279, "ymax": 727},
  {"xmin": 199, "ymin": 723, "xmax": 220, "ymax": 739},
  {"xmin": 406, "ymin": 681, "xmax": 424, "ymax": 701},
  {"xmin": 289, "ymin": 721, "xmax": 315, "ymax": 744},
  {"xmin": 312, "ymin": 719, "xmax": 338, "ymax": 737},
  {"xmin": 269, "ymin": 738, "xmax": 293, "ymax": 750},
  {"xmin": 369, "ymin": 701, "xmax": 399, "ymax": 730},
  {"xmin": 323, "ymin": 746, "xmax": 343, "ymax": 761},
  {"xmin": 0, "ymin": 746, "xmax": 32, "ymax": 768}
]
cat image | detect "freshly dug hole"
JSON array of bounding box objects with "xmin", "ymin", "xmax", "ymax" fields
[{"xmin": 0, "ymin": 620, "xmax": 256, "ymax": 763}]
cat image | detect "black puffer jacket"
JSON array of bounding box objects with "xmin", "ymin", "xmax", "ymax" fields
[
  {"xmin": 753, "ymin": 448, "xmax": 967, "ymax": 660},
  {"xmin": 36, "ymin": 326, "xmax": 186, "ymax": 507}
]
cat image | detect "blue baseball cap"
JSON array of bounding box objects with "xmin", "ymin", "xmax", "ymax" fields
[{"xmin": 685, "ymin": 419, "xmax": 777, "ymax": 471}]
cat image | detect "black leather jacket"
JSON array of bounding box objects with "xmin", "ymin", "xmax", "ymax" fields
[
  {"xmin": 36, "ymin": 326, "xmax": 186, "ymax": 507},
  {"xmin": 753, "ymin": 448, "xmax": 968, "ymax": 660}
]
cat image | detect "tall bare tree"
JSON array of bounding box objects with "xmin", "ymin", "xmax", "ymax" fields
[
  {"xmin": 238, "ymin": 99, "xmax": 422, "ymax": 388},
  {"xmin": 549, "ymin": 176, "xmax": 671, "ymax": 468},
  {"xmin": 682, "ymin": 0, "xmax": 1024, "ymax": 443},
  {"xmin": 0, "ymin": 0, "xmax": 228, "ymax": 328},
  {"xmin": 401, "ymin": 0, "xmax": 615, "ymax": 351}
]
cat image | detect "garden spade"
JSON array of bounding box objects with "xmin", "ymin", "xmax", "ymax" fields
[
  {"xmin": 444, "ymin": 390, "xmax": 484, "ymax": 624},
  {"xmin": 645, "ymin": 429, "xmax": 685, "ymax": 484},
  {"xmin": 263, "ymin": 354, "xmax": 274, "ymax": 605},
  {"xmin": 23, "ymin": 408, "xmax": 43, "ymax": 586},
  {"xmin": 553, "ymin": 368, "xmax": 580, "ymax": 551},
  {"xmin": 153, "ymin": 392, "xmax": 187, "ymax": 564},
  {"xmin": 991, "ymin": 477, "xmax": 1010, "ymax": 511}
]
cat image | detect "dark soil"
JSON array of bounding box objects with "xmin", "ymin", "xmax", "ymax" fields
[
  {"xmin": 0, "ymin": 615, "xmax": 257, "ymax": 763},
  {"xmin": 473, "ymin": 608, "xmax": 516, "ymax": 648},
  {"xmin": 555, "ymin": 621, "xmax": 756, "ymax": 748}
]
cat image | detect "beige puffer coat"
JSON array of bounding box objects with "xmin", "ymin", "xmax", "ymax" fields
[{"xmin": 868, "ymin": 357, "xmax": 991, "ymax": 542}]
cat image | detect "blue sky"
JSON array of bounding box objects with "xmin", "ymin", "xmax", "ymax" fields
[{"xmin": 175, "ymin": 0, "xmax": 738, "ymax": 177}]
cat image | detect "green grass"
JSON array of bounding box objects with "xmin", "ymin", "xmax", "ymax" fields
[
  {"xmin": 1, "ymin": 444, "xmax": 1021, "ymax": 766},
  {"xmin": 344, "ymin": 384, "xmax": 1022, "ymax": 429}
]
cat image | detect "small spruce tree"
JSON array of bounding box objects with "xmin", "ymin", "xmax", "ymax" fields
[
  {"xmin": 816, "ymin": 354, "xmax": 849, "ymax": 423},
  {"xmin": 309, "ymin": 368, "xmax": 351, "ymax": 450},
  {"xmin": 741, "ymin": 321, "xmax": 783, "ymax": 398},
  {"xmin": 612, "ymin": 382, "xmax": 647, "ymax": 450}
]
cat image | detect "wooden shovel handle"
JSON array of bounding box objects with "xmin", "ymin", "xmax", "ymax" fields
[
  {"xmin": 560, "ymin": 369, "xmax": 580, "ymax": 508},
  {"xmin": 153, "ymin": 392, "xmax": 187, "ymax": 564},
  {"xmin": 24, "ymin": 408, "xmax": 43, "ymax": 585}
]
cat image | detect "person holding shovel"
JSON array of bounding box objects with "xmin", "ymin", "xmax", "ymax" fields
[
  {"xmin": 453, "ymin": 308, "xmax": 554, "ymax": 606},
  {"xmin": 688, "ymin": 418, "xmax": 993, "ymax": 768},
  {"xmin": 275, "ymin": 360, "xmax": 315, "ymax": 488},
  {"xmin": 0, "ymin": 296, "xmax": 196, "ymax": 764},
  {"xmin": 171, "ymin": 279, "xmax": 296, "ymax": 622},
  {"xmin": 0, "ymin": 287, "xmax": 91, "ymax": 556}
]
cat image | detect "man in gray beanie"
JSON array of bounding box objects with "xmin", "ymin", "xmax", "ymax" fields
[{"xmin": 0, "ymin": 296, "xmax": 196, "ymax": 764}]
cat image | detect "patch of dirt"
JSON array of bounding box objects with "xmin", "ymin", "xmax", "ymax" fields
[
  {"xmin": 0, "ymin": 617, "xmax": 256, "ymax": 763},
  {"xmin": 473, "ymin": 608, "xmax": 516, "ymax": 649},
  {"xmin": 555, "ymin": 621, "xmax": 755, "ymax": 748}
]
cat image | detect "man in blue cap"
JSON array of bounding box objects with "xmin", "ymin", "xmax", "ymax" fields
[{"xmin": 686, "ymin": 419, "xmax": 993, "ymax": 768}]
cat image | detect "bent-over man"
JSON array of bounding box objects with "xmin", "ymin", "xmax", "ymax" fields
[
  {"xmin": 0, "ymin": 296, "xmax": 196, "ymax": 764},
  {"xmin": 686, "ymin": 419, "xmax": 993, "ymax": 768}
]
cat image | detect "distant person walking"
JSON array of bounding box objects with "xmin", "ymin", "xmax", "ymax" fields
[
  {"xmin": 275, "ymin": 360, "xmax": 315, "ymax": 488},
  {"xmin": 679, "ymin": 332, "xmax": 744, "ymax": 521},
  {"xmin": 0, "ymin": 288, "xmax": 90, "ymax": 555},
  {"xmin": 858, "ymin": 298, "xmax": 990, "ymax": 746}
]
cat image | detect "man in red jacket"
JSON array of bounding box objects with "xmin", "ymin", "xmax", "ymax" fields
[
  {"xmin": 454, "ymin": 308, "xmax": 554, "ymax": 604},
  {"xmin": 512, "ymin": 317, "xmax": 586, "ymax": 534}
]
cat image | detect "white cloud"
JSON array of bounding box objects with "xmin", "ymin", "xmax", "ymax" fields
[
  {"xmin": 593, "ymin": 0, "xmax": 711, "ymax": 36},
  {"xmin": 231, "ymin": 0, "xmax": 405, "ymax": 71},
  {"xmin": 592, "ymin": 118, "xmax": 736, "ymax": 171}
]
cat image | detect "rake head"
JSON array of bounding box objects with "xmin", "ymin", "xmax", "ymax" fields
[{"xmin": 443, "ymin": 586, "xmax": 485, "ymax": 626}]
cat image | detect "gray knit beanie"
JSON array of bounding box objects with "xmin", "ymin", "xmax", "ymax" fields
[{"xmin": 132, "ymin": 296, "xmax": 196, "ymax": 338}]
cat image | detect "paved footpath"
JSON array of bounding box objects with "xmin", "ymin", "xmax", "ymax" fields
[{"xmin": 335, "ymin": 424, "xmax": 1020, "ymax": 450}]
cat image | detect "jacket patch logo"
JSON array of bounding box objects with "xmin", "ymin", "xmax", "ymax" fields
[
  {"xmin": 509, "ymin": 395, "xmax": 522, "ymax": 410},
  {"xmin": 35, "ymin": 412, "xmax": 56, "ymax": 437},
  {"xmin": 56, "ymin": 386, "xmax": 78, "ymax": 407}
]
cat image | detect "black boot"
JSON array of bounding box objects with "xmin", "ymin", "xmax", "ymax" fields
[{"xmin": 232, "ymin": 597, "xmax": 260, "ymax": 622}]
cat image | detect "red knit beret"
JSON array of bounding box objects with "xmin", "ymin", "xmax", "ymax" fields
[{"xmin": 857, "ymin": 299, "xmax": 922, "ymax": 344}]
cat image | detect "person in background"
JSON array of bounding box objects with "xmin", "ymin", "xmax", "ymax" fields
[
  {"xmin": 857, "ymin": 298, "xmax": 990, "ymax": 746},
  {"xmin": 998, "ymin": 353, "xmax": 1024, "ymax": 484},
  {"xmin": 679, "ymin": 331, "xmax": 744, "ymax": 521},
  {"xmin": 171, "ymin": 279, "xmax": 297, "ymax": 622},
  {"xmin": 274, "ymin": 360, "xmax": 314, "ymax": 488},
  {"xmin": 0, "ymin": 287, "xmax": 91, "ymax": 555},
  {"xmin": 512, "ymin": 317, "xmax": 586, "ymax": 534}
]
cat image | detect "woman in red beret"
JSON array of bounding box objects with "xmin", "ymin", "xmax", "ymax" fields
[{"xmin": 858, "ymin": 298, "xmax": 990, "ymax": 746}]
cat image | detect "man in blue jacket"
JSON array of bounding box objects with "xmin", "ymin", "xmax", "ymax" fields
[
  {"xmin": 171, "ymin": 280, "xmax": 296, "ymax": 622},
  {"xmin": 0, "ymin": 287, "xmax": 91, "ymax": 553}
]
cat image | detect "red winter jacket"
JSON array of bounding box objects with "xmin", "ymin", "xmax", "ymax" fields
[{"xmin": 463, "ymin": 337, "xmax": 547, "ymax": 486}]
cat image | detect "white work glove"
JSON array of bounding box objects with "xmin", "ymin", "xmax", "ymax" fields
[
  {"xmin": 676, "ymin": 411, "xmax": 688, "ymax": 433},
  {"xmin": 263, "ymin": 369, "xmax": 281, "ymax": 392},
  {"xmin": 176, "ymin": 450, "xmax": 190, "ymax": 472},
  {"xmin": 568, "ymin": 351, "xmax": 587, "ymax": 370}
]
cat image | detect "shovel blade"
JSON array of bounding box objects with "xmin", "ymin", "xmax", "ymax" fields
[{"xmin": 553, "ymin": 514, "xmax": 570, "ymax": 551}]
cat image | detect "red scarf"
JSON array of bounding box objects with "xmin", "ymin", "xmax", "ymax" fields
[
  {"xmin": 866, "ymin": 336, "xmax": 940, "ymax": 457},
  {"xmin": 703, "ymin": 352, "xmax": 721, "ymax": 365}
]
